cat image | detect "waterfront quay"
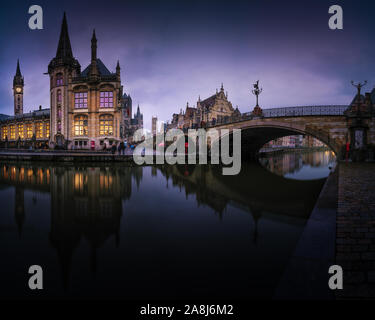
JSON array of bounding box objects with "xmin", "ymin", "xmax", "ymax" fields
[
  {"xmin": 0, "ymin": 149, "xmax": 135, "ymax": 163},
  {"xmin": 336, "ymin": 162, "xmax": 375, "ymax": 298}
]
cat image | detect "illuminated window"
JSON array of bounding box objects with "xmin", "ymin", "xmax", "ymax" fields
[
  {"xmin": 17, "ymin": 124, "xmax": 24, "ymax": 139},
  {"xmin": 56, "ymin": 73, "xmax": 63, "ymax": 86},
  {"xmin": 26, "ymin": 124, "xmax": 33, "ymax": 139},
  {"xmin": 74, "ymin": 115, "xmax": 88, "ymax": 136},
  {"xmin": 57, "ymin": 90, "xmax": 62, "ymax": 103},
  {"xmin": 46, "ymin": 122, "xmax": 50, "ymax": 138},
  {"xmin": 1, "ymin": 126, "xmax": 8, "ymax": 140},
  {"xmin": 36, "ymin": 122, "xmax": 43, "ymax": 139},
  {"xmin": 10, "ymin": 125, "xmax": 15, "ymax": 140},
  {"xmin": 100, "ymin": 91, "xmax": 113, "ymax": 108},
  {"xmin": 99, "ymin": 115, "xmax": 113, "ymax": 135},
  {"xmin": 74, "ymin": 92, "xmax": 88, "ymax": 109}
]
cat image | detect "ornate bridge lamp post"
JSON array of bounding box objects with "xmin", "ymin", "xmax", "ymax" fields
[
  {"xmin": 345, "ymin": 80, "xmax": 372, "ymax": 161},
  {"xmin": 251, "ymin": 80, "xmax": 263, "ymax": 117}
]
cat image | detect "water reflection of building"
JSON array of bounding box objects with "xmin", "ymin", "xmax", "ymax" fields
[
  {"xmin": 0, "ymin": 163, "xmax": 142, "ymax": 290},
  {"xmin": 260, "ymin": 151, "xmax": 336, "ymax": 177}
]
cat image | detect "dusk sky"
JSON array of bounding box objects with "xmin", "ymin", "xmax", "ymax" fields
[{"xmin": 1, "ymin": 0, "xmax": 375, "ymax": 128}]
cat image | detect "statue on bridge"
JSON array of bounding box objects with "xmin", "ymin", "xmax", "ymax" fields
[
  {"xmin": 251, "ymin": 80, "xmax": 263, "ymax": 117},
  {"xmin": 252, "ymin": 80, "xmax": 263, "ymax": 107},
  {"xmin": 351, "ymin": 80, "xmax": 367, "ymax": 98}
]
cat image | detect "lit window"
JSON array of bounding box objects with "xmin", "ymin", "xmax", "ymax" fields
[
  {"xmin": 1, "ymin": 126, "xmax": 8, "ymax": 140},
  {"xmin": 36, "ymin": 123, "xmax": 43, "ymax": 139},
  {"xmin": 74, "ymin": 92, "xmax": 88, "ymax": 109},
  {"xmin": 10, "ymin": 125, "xmax": 15, "ymax": 140},
  {"xmin": 26, "ymin": 124, "xmax": 33, "ymax": 139},
  {"xmin": 18, "ymin": 124, "xmax": 24, "ymax": 139},
  {"xmin": 100, "ymin": 91, "xmax": 113, "ymax": 108},
  {"xmin": 57, "ymin": 90, "xmax": 62, "ymax": 103},
  {"xmin": 46, "ymin": 122, "xmax": 50, "ymax": 138},
  {"xmin": 56, "ymin": 74, "xmax": 63, "ymax": 86},
  {"xmin": 74, "ymin": 115, "xmax": 88, "ymax": 136},
  {"xmin": 99, "ymin": 115, "xmax": 113, "ymax": 135}
]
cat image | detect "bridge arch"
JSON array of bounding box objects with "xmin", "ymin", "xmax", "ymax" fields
[{"xmin": 210, "ymin": 120, "xmax": 341, "ymax": 158}]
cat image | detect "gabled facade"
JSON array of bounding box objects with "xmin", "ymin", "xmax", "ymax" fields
[
  {"xmin": 0, "ymin": 12, "xmax": 142, "ymax": 150},
  {"xmin": 48, "ymin": 14, "xmax": 125, "ymax": 149},
  {"xmin": 168, "ymin": 84, "xmax": 240, "ymax": 130}
]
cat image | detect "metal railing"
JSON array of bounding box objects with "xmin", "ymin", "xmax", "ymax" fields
[{"xmin": 205, "ymin": 105, "xmax": 348, "ymax": 128}]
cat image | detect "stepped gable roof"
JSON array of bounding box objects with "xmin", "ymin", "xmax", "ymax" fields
[{"xmin": 200, "ymin": 94, "xmax": 217, "ymax": 110}]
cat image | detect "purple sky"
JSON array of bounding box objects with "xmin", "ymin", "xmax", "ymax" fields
[{"xmin": 1, "ymin": 0, "xmax": 375, "ymax": 128}]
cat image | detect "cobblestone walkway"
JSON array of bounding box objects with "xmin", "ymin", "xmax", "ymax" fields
[{"xmin": 336, "ymin": 163, "xmax": 375, "ymax": 299}]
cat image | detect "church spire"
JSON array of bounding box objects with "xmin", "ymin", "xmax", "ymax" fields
[
  {"xmin": 55, "ymin": 12, "xmax": 73, "ymax": 59},
  {"xmin": 13, "ymin": 59, "xmax": 24, "ymax": 86},
  {"xmin": 90, "ymin": 29, "xmax": 98, "ymax": 76},
  {"xmin": 16, "ymin": 59, "xmax": 22, "ymax": 77},
  {"xmin": 116, "ymin": 60, "xmax": 120, "ymax": 80}
]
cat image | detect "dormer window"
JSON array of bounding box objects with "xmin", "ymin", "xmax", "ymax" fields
[
  {"xmin": 56, "ymin": 73, "xmax": 63, "ymax": 86},
  {"xmin": 100, "ymin": 91, "xmax": 113, "ymax": 108}
]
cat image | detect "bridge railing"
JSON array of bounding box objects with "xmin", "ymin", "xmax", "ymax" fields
[{"xmin": 205, "ymin": 105, "xmax": 348, "ymax": 128}]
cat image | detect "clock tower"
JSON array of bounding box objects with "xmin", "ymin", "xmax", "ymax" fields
[{"xmin": 13, "ymin": 59, "xmax": 24, "ymax": 116}]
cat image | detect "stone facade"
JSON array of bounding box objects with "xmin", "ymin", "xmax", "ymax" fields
[
  {"xmin": 0, "ymin": 13, "xmax": 142, "ymax": 150},
  {"xmin": 168, "ymin": 84, "xmax": 241, "ymax": 130},
  {"xmin": 48, "ymin": 14, "xmax": 125, "ymax": 150}
]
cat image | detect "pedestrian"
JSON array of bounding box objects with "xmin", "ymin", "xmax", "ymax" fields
[{"xmin": 111, "ymin": 143, "xmax": 117, "ymax": 154}]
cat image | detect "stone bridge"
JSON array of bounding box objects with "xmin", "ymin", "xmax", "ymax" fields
[{"xmin": 205, "ymin": 105, "xmax": 375, "ymax": 159}]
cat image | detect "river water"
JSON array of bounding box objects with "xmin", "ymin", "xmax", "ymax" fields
[{"xmin": 0, "ymin": 150, "xmax": 335, "ymax": 299}]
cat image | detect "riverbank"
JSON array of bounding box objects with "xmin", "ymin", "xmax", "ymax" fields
[
  {"xmin": 336, "ymin": 162, "xmax": 375, "ymax": 299},
  {"xmin": 0, "ymin": 149, "xmax": 135, "ymax": 163},
  {"xmin": 275, "ymin": 165, "xmax": 338, "ymax": 299}
]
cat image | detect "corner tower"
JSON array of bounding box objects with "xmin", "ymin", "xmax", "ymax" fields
[
  {"xmin": 48, "ymin": 12, "xmax": 80, "ymax": 143},
  {"xmin": 13, "ymin": 59, "xmax": 24, "ymax": 116}
]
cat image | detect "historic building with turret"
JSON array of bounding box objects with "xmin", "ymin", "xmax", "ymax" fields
[{"xmin": 0, "ymin": 13, "xmax": 142, "ymax": 149}]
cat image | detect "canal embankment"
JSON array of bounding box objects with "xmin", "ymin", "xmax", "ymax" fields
[
  {"xmin": 274, "ymin": 164, "xmax": 338, "ymax": 299},
  {"xmin": 336, "ymin": 162, "xmax": 375, "ymax": 299}
]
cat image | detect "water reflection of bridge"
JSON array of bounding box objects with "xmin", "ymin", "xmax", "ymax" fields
[
  {"xmin": 0, "ymin": 161, "xmax": 325, "ymax": 290},
  {"xmin": 157, "ymin": 163, "xmax": 325, "ymax": 219}
]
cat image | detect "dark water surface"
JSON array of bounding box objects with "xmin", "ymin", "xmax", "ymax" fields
[{"xmin": 0, "ymin": 151, "xmax": 334, "ymax": 299}]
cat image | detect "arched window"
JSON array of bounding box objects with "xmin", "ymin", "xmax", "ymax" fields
[
  {"xmin": 74, "ymin": 115, "xmax": 88, "ymax": 136},
  {"xmin": 36, "ymin": 122, "xmax": 44, "ymax": 139},
  {"xmin": 18, "ymin": 124, "xmax": 24, "ymax": 139},
  {"xmin": 1, "ymin": 126, "xmax": 8, "ymax": 140},
  {"xmin": 56, "ymin": 73, "xmax": 63, "ymax": 86},
  {"xmin": 26, "ymin": 124, "xmax": 33, "ymax": 139},
  {"xmin": 46, "ymin": 122, "xmax": 50, "ymax": 138},
  {"xmin": 57, "ymin": 89, "xmax": 62, "ymax": 103},
  {"xmin": 10, "ymin": 125, "xmax": 16, "ymax": 140},
  {"xmin": 99, "ymin": 115, "xmax": 113, "ymax": 136}
]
